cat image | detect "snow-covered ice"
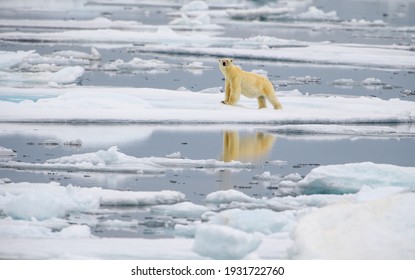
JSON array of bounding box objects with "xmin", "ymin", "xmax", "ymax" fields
[
  {"xmin": 0, "ymin": 87, "xmax": 414, "ymax": 124},
  {"xmin": 0, "ymin": 146, "xmax": 253, "ymax": 175}
]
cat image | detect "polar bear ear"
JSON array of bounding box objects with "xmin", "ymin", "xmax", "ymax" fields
[{"xmin": 230, "ymin": 59, "xmax": 233, "ymax": 62}]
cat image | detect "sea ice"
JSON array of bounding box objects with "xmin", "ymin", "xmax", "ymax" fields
[
  {"xmin": 151, "ymin": 202, "xmax": 209, "ymax": 218},
  {"xmin": 101, "ymin": 57, "xmax": 170, "ymax": 73},
  {"xmin": 297, "ymin": 162, "xmax": 415, "ymax": 194},
  {"xmin": 1, "ymin": 87, "xmax": 414, "ymax": 124},
  {"xmin": 204, "ymin": 189, "xmax": 258, "ymax": 205},
  {"xmin": 192, "ymin": 224, "xmax": 262, "ymax": 259},
  {"xmin": 180, "ymin": 1, "xmax": 209, "ymax": 11},
  {"xmin": 294, "ymin": 6, "xmax": 339, "ymax": 21},
  {"xmin": 0, "ymin": 146, "xmax": 16, "ymax": 158},
  {"xmin": 0, "ymin": 66, "xmax": 84, "ymax": 86},
  {"xmin": 208, "ymin": 208, "xmax": 299, "ymax": 234},
  {"xmin": 292, "ymin": 192, "xmax": 415, "ymax": 259}
]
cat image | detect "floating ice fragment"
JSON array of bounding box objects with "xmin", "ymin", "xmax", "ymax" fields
[
  {"xmin": 209, "ymin": 208, "xmax": 298, "ymax": 234},
  {"xmin": 63, "ymin": 139, "xmax": 82, "ymax": 147},
  {"xmin": 253, "ymin": 171, "xmax": 280, "ymax": 181},
  {"xmin": 362, "ymin": 78, "xmax": 384, "ymax": 85},
  {"xmin": 151, "ymin": 202, "xmax": 209, "ymax": 218},
  {"xmin": 0, "ymin": 178, "xmax": 12, "ymax": 184},
  {"xmin": 181, "ymin": 1, "xmax": 209, "ymax": 11},
  {"xmin": 165, "ymin": 152, "xmax": 182, "ymax": 159},
  {"xmin": 0, "ymin": 146, "xmax": 16, "ymax": 158},
  {"xmin": 227, "ymin": 6, "xmax": 293, "ymax": 19},
  {"xmin": 192, "ymin": 224, "xmax": 262, "ymax": 259},
  {"xmin": 205, "ymin": 189, "xmax": 257, "ymax": 204},
  {"xmin": 297, "ymin": 162, "xmax": 415, "ymax": 194},
  {"xmin": 295, "ymin": 6, "xmax": 339, "ymax": 21},
  {"xmin": 59, "ymin": 225, "xmax": 93, "ymax": 239},
  {"xmin": 52, "ymin": 48, "xmax": 101, "ymax": 61}
]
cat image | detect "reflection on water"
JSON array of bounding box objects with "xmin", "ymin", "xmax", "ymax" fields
[{"xmin": 221, "ymin": 130, "xmax": 276, "ymax": 163}]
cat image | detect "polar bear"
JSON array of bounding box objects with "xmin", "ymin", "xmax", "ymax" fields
[{"xmin": 219, "ymin": 58, "xmax": 282, "ymax": 110}]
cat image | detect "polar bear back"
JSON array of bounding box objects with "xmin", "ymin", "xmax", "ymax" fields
[{"xmin": 240, "ymin": 70, "xmax": 274, "ymax": 98}]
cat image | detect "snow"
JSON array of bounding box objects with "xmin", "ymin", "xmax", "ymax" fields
[{"xmin": 0, "ymin": 87, "xmax": 414, "ymax": 124}]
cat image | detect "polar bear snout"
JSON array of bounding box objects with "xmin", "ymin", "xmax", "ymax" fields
[{"xmin": 222, "ymin": 61, "xmax": 227, "ymax": 67}]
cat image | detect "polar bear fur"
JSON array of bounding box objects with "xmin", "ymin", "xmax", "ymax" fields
[{"xmin": 218, "ymin": 58, "xmax": 282, "ymax": 110}]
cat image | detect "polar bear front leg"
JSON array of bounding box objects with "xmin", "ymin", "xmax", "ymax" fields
[
  {"xmin": 227, "ymin": 78, "xmax": 241, "ymax": 105},
  {"xmin": 222, "ymin": 79, "xmax": 231, "ymax": 104}
]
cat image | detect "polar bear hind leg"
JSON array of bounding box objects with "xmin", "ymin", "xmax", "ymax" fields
[
  {"xmin": 257, "ymin": 96, "xmax": 267, "ymax": 109},
  {"xmin": 264, "ymin": 86, "xmax": 283, "ymax": 110}
]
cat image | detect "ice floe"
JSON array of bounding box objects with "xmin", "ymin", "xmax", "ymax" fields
[
  {"xmin": 0, "ymin": 17, "xmax": 143, "ymax": 31},
  {"xmin": 294, "ymin": 6, "xmax": 339, "ymax": 21},
  {"xmin": 138, "ymin": 43, "xmax": 415, "ymax": 70},
  {"xmin": 0, "ymin": 87, "xmax": 414, "ymax": 124},
  {"xmin": 297, "ymin": 162, "xmax": 415, "ymax": 194},
  {"xmin": 266, "ymin": 124, "xmax": 415, "ymax": 138},
  {"xmin": 101, "ymin": 57, "xmax": 170, "ymax": 73},
  {"xmin": 0, "ymin": 181, "xmax": 185, "ymax": 210},
  {"xmin": 292, "ymin": 192, "xmax": 415, "ymax": 259},
  {"xmin": 0, "ymin": 146, "xmax": 253, "ymax": 175},
  {"xmin": 192, "ymin": 224, "xmax": 262, "ymax": 259},
  {"xmin": 0, "ymin": 146, "xmax": 16, "ymax": 158},
  {"xmin": 0, "ymin": 66, "xmax": 84, "ymax": 87}
]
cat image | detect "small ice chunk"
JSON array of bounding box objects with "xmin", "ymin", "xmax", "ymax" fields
[
  {"xmin": 205, "ymin": 189, "xmax": 257, "ymax": 204},
  {"xmin": 209, "ymin": 208, "xmax": 298, "ymax": 234},
  {"xmin": 0, "ymin": 146, "xmax": 16, "ymax": 157},
  {"xmin": 331, "ymin": 78, "xmax": 358, "ymax": 86},
  {"xmin": 63, "ymin": 139, "xmax": 82, "ymax": 146},
  {"xmin": 253, "ymin": 171, "xmax": 280, "ymax": 181},
  {"xmin": 296, "ymin": 6, "xmax": 339, "ymax": 21},
  {"xmin": 362, "ymin": 78, "xmax": 383, "ymax": 85},
  {"xmin": 181, "ymin": 1, "xmax": 209, "ymax": 11},
  {"xmin": 165, "ymin": 152, "xmax": 182, "ymax": 159},
  {"xmin": 50, "ymin": 66, "xmax": 84, "ymax": 84},
  {"xmin": 0, "ymin": 178, "xmax": 12, "ymax": 184},
  {"xmin": 192, "ymin": 224, "xmax": 262, "ymax": 259},
  {"xmin": 58, "ymin": 225, "xmax": 92, "ymax": 238},
  {"xmin": 151, "ymin": 201, "xmax": 209, "ymax": 218}
]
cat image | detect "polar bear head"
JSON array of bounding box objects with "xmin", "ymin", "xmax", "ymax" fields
[{"xmin": 218, "ymin": 58, "xmax": 233, "ymax": 68}]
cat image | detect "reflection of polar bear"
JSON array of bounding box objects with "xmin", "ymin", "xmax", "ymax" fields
[
  {"xmin": 218, "ymin": 58, "xmax": 282, "ymax": 110},
  {"xmin": 221, "ymin": 131, "xmax": 276, "ymax": 163}
]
